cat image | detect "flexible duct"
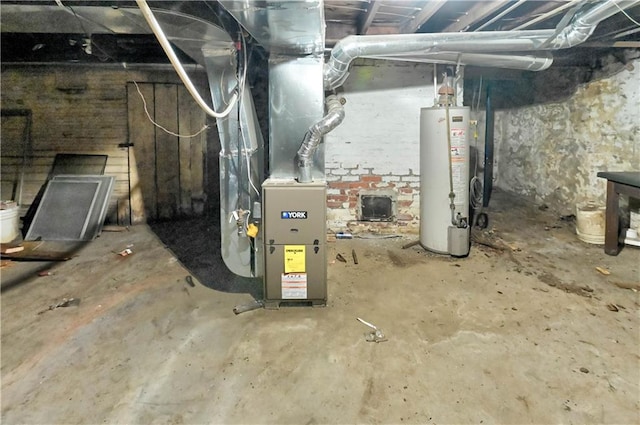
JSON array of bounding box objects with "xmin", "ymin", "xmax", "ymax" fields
[
  {"xmin": 324, "ymin": 0, "xmax": 639, "ymax": 89},
  {"xmin": 297, "ymin": 95, "xmax": 345, "ymax": 182}
]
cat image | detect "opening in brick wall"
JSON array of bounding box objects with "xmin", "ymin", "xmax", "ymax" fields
[{"xmin": 358, "ymin": 190, "xmax": 396, "ymax": 222}]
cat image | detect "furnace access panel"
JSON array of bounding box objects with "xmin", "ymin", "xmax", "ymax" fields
[{"xmin": 262, "ymin": 179, "xmax": 327, "ymax": 307}]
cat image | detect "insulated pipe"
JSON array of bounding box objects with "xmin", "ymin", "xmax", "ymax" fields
[
  {"xmin": 324, "ymin": 0, "xmax": 639, "ymax": 89},
  {"xmin": 135, "ymin": 0, "xmax": 238, "ymax": 118},
  {"xmin": 297, "ymin": 95, "xmax": 345, "ymax": 182}
]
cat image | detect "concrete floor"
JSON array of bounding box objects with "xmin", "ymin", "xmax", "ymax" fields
[{"xmin": 1, "ymin": 191, "xmax": 639, "ymax": 424}]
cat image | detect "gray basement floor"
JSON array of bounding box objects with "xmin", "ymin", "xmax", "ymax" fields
[{"xmin": 1, "ymin": 190, "xmax": 639, "ymax": 424}]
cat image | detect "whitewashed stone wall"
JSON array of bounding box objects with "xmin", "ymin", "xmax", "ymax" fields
[{"xmin": 494, "ymin": 58, "xmax": 640, "ymax": 213}]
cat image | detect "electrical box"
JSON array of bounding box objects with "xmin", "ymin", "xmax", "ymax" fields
[{"xmin": 262, "ymin": 179, "xmax": 327, "ymax": 307}]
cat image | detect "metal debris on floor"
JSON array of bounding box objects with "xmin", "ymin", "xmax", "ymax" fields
[
  {"xmin": 357, "ymin": 317, "xmax": 387, "ymax": 343},
  {"xmin": 37, "ymin": 297, "xmax": 80, "ymax": 315},
  {"xmin": 233, "ymin": 299, "xmax": 265, "ymax": 315}
]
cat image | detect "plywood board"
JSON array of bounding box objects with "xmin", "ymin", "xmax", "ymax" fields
[
  {"xmin": 178, "ymin": 86, "xmax": 194, "ymax": 215},
  {"xmin": 127, "ymin": 82, "xmax": 156, "ymax": 223},
  {"xmin": 154, "ymin": 84, "xmax": 179, "ymax": 220}
]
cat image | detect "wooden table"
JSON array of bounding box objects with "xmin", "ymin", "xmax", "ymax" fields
[{"xmin": 596, "ymin": 171, "xmax": 640, "ymax": 255}]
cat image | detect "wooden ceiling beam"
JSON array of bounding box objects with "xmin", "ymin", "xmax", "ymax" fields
[
  {"xmin": 400, "ymin": 0, "xmax": 446, "ymax": 33},
  {"xmin": 442, "ymin": 0, "xmax": 510, "ymax": 32},
  {"xmin": 358, "ymin": 0, "xmax": 382, "ymax": 34}
]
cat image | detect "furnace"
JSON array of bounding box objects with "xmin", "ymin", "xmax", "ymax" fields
[{"xmin": 262, "ymin": 179, "xmax": 327, "ymax": 307}]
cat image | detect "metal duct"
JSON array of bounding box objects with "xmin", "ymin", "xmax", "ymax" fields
[
  {"xmin": 324, "ymin": 30, "xmax": 555, "ymax": 89},
  {"xmin": 297, "ymin": 95, "xmax": 345, "ymax": 183},
  {"xmin": 324, "ymin": 0, "xmax": 639, "ymax": 89},
  {"xmin": 219, "ymin": 0, "xmax": 325, "ymax": 55},
  {"xmin": 204, "ymin": 48, "xmax": 265, "ymax": 278},
  {"xmin": 365, "ymin": 52, "xmax": 554, "ymax": 72},
  {"xmin": 549, "ymin": 0, "xmax": 640, "ymax": 48}
]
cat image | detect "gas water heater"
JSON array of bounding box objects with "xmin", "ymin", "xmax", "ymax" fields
[{"xmin": 419, "ymin": 104, "xmax": 471, "ymax": 256}]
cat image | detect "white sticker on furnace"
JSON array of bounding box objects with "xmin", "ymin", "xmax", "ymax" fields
[{"xmin": 281, "ymin": 273, "xmax": 308, "ymax": 299}]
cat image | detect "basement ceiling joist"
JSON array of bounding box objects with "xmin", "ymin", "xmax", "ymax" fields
[{"xmin": 1, "ymin": 0, "xmax": 639, "ymax": 65}]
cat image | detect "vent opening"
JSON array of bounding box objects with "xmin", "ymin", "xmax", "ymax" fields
[{"xmin": 359, "ymin": 194, "xmax": 395, "ymax": 222}]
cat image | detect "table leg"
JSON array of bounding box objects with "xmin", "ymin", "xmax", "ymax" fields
[{"xmin": 604, "ymin": 180, "xmax": 620, "ymax": 255}]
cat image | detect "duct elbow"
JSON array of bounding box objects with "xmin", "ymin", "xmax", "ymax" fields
[
  {"xmin": 324, "ymin": 36, "xmax": 362, "ymax": 89},
  {"xmin": 550, "ymin": 23, "xmax": 595, "ymax": 49}
]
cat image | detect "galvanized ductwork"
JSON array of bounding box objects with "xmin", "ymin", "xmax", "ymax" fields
[
  {"xmin": 324, "ymin": 0, "xmax": 639, "ymax": 89},
  {"xmin": 297, "ymin": 95, "xmax": 345, "ymax": 183}
]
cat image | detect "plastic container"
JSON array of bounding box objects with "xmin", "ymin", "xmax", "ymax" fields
[
  {"xmin": 0, "ymin": 204, "xmax": 20, "ymax": 243},
  {"xmin": 575, "ymin": 201, "xmax": 605, "ymax": 245},
  {"xmin": 630, "ymin": 208, "xmax": 640, "ymax": 233}
]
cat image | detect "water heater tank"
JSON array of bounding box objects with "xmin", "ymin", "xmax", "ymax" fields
[{"xmin": 419, "ymin": 105, "xmax": 470, "ymax": 255}]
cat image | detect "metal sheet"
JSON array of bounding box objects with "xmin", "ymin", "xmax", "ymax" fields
[
  {"xmin": 25, "ymin": 175, "xmax": 114, "ymax": 241},
  {"xmin": 269, "ymin": 55, "xmax": 324, "ymax": 180},
  {"xmin": 0, "ymin": 5, "xmax": 233, "ymax": 66},
  {"xmin": 49, "ymin": 154, "xmax": 108, "ymax": 177},
  {"xmin": 204, "ymin": 46, "xmax": 265, "ymax": 278},
  {"xmin": 219, "ymin": 0, "xmax": 324, "ymax": 54}
]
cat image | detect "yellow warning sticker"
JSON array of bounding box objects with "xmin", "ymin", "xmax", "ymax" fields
[{"xmin": 284, "ymin": 245, "xmax": 306, "ymax": 273}]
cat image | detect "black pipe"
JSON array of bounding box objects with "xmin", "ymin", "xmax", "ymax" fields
[{"xmin": 483, "ymin": 82, "xmax": 494, "ymax": 208}]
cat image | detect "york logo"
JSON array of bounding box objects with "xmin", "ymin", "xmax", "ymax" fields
[{"xmin": 281, "ymin": 211, "xmax": 307, "ymax": 219}]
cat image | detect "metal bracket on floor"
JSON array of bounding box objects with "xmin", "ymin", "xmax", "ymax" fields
[{"xmin": 233, "ymin": 299, "xmax": 264, "ymax": 315}]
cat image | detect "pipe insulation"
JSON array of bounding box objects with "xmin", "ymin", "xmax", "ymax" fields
[
  {"xmin": 297, "ymin": 95, "xmax": 345, "ymax": 182},
  {"xmin": 324, "ymin": 0, "xmax": 639, "ymax": 89}
]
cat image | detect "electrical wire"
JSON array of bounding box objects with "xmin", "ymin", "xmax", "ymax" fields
[
  {"xmin": 469, "ymin": 75, "xmax": 484, "ymax": 211},
  {"xmin": 611, "ymin": 0, "xmax": 640, "ymax": 26},
  {"xmin": 132, "ymin": 81, "xmax": 210, "ymax": 138},
  {"xmin": 469, "ymin": 176, "xmax": 483, "ymax": 210},
  {"xmin": 135, "ymin": 0, "xmax": 239, "ymax": 119},
  {"xmin": 238, "ymin": 33, "xmax": 261, "ymax": 199}
]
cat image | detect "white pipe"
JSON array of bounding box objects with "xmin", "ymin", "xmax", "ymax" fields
[{"xmin": 135, "ymin": 0, "xmax": 238, "ymax": 118}]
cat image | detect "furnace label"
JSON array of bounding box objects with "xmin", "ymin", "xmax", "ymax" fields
[
  {"xmin": 281, "ymin": 273, "xmax": 307, "ymax": 299},
  {"xmin": 281, "ymin": 211, "xmax": 308, "ymax": 219},
  {"xmin": 284, "ymin": 245, "xmax": 306, "ymax": 273}
]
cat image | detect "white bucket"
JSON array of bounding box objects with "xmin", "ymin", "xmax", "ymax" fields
[
  {"xmin": 0, "ymin": 205, "xmax": 21, "ymax": 243},
  {"xmin": 630, "ymin": 208, "xmax": 640, "ymax": 233},
  {"xmin": 576, "ymin": 201, "xmax": 605, "ymax": 245}
]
